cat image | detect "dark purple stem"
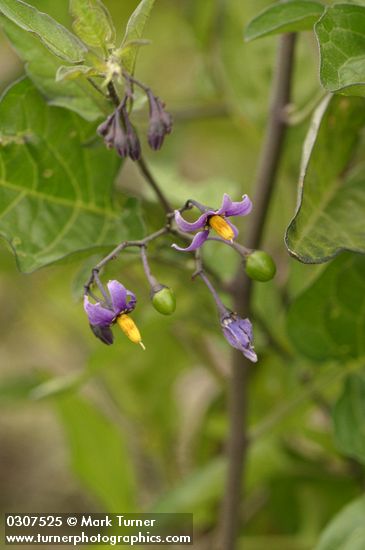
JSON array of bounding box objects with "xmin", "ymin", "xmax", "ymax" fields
[{"xmin": 217, "ymin": 34, "xmax": 297, "ymax": 550}]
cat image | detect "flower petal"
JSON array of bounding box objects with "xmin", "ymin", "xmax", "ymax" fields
[
  {"xmin": 217, "ymin": 193, "xmax": 253, "ymax": 217},
  {"xmin": 171, "ymin": 230, "xmax": 209, "ymax": 252},
  {"xmin": 174, "ymin": 210, "xmax": 210, "ymax": 232},
  {"xmin": 90, "ymin": 323, "xmax": 114, "ymax": 345},
  {"xmin": 84, "ymin": 295, "xmax": 115, "ymax": 327},
  {"xmin": 125, "ymin": 290, "xmax": 137, "ymax": 312},
  {"xmin": 107, "ymin": 280, "xmax": 128, "ymax": 314}
]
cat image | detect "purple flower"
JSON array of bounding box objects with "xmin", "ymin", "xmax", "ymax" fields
[
  {"xmin": 84, "ymin": 280, "xmax": 144, "ymax": 349},
  {"xmin": 172, "ymin": 193, "xmax": 252, "ymax": 252},
  {"xmin": 221, "ymin": 313, "xmax": 257, "ymax": 363},
  {"xmin": 147, "ymin": 93, "xmax": 173, "ymax": 151}
]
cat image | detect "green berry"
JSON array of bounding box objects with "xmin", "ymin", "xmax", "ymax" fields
[
  {"xmin": 152, "ymin": 287, "xmax": 176, "ymax": 315},
  {"xmin": 245, "ymin": 250, "xmax": 276, "ymax": 282}
]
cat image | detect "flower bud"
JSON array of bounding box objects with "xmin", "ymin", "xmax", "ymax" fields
[
  {"xmin": 245, "ymin": 250, "xmax": 276, "ymax": 282},
  {"xmin": 152, "ymin": 286, "xmax": 176, "ymax": 315}
]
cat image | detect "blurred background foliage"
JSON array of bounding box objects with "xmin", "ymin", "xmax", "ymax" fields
[{"xmin": 0, "ymin": 1, "xmax": 364, "ymax": 549}]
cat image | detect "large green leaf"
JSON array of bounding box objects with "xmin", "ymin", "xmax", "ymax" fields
[
  {"xmin": 244, "ymin": 0, "xmax": 324, "ymax": 42},
  {"xmin": 0, "ymin": 0, "xmax": 87, "ymax": 62},
  {"xmin": 120, "ymin": 0, "xmax": 155, "ymax": 74},
  {"xmin": 70, "ymin": 0, "xmax": 116, "ymax": 49},
  {"xmin": 333, "ymin": 373, "xmax": 365, "ymax": 464},
  {"xmin": 285, "ymin": 95, "xmax": 365, "ymax": 263},
  {"xmin": 0, "ymin": 16, "xmax": 108, "ymax": 120},
  {"xmin": 57, "ymin": 394, "xmax": 137, "ymax": 511},
  {"xmin": 315, "ymin": 4, "xmax": 365, "ymax": 96},
  {"xmin": 315, "ymin": 496, "xmax": 365, "ymax": 550},
  {"xmin": 287, "ymin": 254, "xmax": 365, "ymax": 361},
  {"xmin": 0, "ymin": 79, "xmax": 143, "ymax": 272}
]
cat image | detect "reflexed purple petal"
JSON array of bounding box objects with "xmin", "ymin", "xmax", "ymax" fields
[
  {"xmin": 225, "ymin": 219, "xmax": 239, "ymax": 239},
  {"xmin": 217, "ymin": 193, "xmax": 253, "ymax": 217},
  {"xmin": 90, "ymin": 323, "xmax": 114, "ymax": 345},
  {"xmin": 171, "ymin": 230, "xmax": 209, "ymax": 252},
  {"xmin": 221, "ymin": 314, "xmax": 257, "ymax": 363},
  {"xmin": 107, "ymin": 280, "xmax": 128, "ymax": 314},
  {"xmin": 84, "ymin": 295, "xmax": 115, "ymax": 327},
  {"xmin": 174, "ymin": 210, "xmax": 210, "ymax": 232},
  {"xmin": 125, "ymin": 290, "xmax": 137, "ymax": 312}
]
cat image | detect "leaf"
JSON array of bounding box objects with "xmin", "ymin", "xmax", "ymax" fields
[
  {"xmin": 0, "ymin": 0, "xmax": 87, "ymax": 62},
  {"xmin": 70, "ymin": 0, "xmax": 116, "ymax": 49},
  {"xmin": 244, "ymin": 0, "xmax": 324, "ymax": 42},
  {"xmin": 56, "ymin": 394, "xmax": 137, "ymax": 511},
  {"xmin": 315, "ymin": 4, "xmax": 365, "ymax": 96},
  {"xmin": 0, "ymin": 372, "xmax": 46, "ymax": 403},
  {"xmin": 120, "ymin": 0, "xmax": 155, "ymax": 74},
  {"xmin": 152, "ymin": 458, "xmax": 225, "ymax": 515},
  {"xmin": 0, "ymin": 79, "xmax": 143, "ymax": 272},
  {"xmin": 0, "ymin": 16, "xmax": 107, "ymax": 120},
  {"xmin": 285, "ymin": 95, "xmax": 365, "ymax": 263},
  {"xmin": 333, "ymin": 373, "xmax": 365, "ymax": 465},
  {"xmin": 287, "ymin": 254, "xmax": 365, "ymax": 361},
  {"xmin": 315, "ymin": 496, "xmax": 365, "ymax": 550},
  {"xmin": 56, "ymin": 64, "xmax": 99, "ymax": 82}
]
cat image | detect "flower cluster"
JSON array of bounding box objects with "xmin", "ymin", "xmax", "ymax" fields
[
  {"xmin": 97, "ymin": 74, "xmax": 172, "ymax": 161},
  {"xmin": 84, "ymin": 194, "xmax": 268, "ymax": 363},
  {"xmin": 97, "ymin": 104, "xmax": 141, "ymax": 161}
]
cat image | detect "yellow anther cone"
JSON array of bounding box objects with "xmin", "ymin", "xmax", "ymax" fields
[
  {"xmin": 117, "ymin": 314, "xmax": 145, "ymax": 350},
  {"xmin": 209, "ymin": 215, "xmax": 235, "ymax": 241}
]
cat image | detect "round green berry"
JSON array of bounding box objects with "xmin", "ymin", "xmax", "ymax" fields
[
  {"xmin": 152, "ymin": 287, "xmax": 176, "ymax": 315},
  {"xmin": 245, "ymin": 250, "xmax": 276, "ymax": 282}
]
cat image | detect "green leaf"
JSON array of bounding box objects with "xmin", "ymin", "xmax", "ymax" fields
[
  {"xmin": 315, "ymin": 496, "xmax": 365, "ymax": 550},
  {"xmin": 152, "ymin": 458, "xmax": 225, "ymax": 515},
  {"xmin": 56, "ymin": 64, "xmax": 99, "ymax": 82},
  {"xmin": 285, "ymin": 95, "xmax": 365, "ymax": 263},
  {"xmin": 315, "ymin": 4, "xmax": 365, "ymax": 96},
  {"xmin": 120, "ymin": 0, "xmax": 155, "ymax": 74},
  {"xmin": 0, "ymin": 372, "xmax": 46, "ymax": 403},
  {"xmin": 0, "ymin": 16, "xmax": 107, "ymax": 120},
  {"xmin": 287, "ymin": 254, "xmax": 365, "ymax": 361},
  {"xmin": 0, "ymin": 79, "xmax": 143, "ymax": 272},
  {"xmin": 70, "ymin": 0, "xmax": 116, "ymax": 49},
  {"xmin": 244, "ymin": 0, "xmax": 324, "ymax": 42},
  {"xmin": 0, "ymin": 0, "xmax": 87, "ymax": 62},
  {"xmin": 333, "ymin": 373, "xmax": 365, "ymax": 464},
  {"xmin": 57, "ymin": 394, "xmax": 137, "ymax": 511}
]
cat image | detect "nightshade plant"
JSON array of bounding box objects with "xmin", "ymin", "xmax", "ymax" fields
[{"xmin": 1, "ymin": 1, "xmax": 365, "ymax": 550}]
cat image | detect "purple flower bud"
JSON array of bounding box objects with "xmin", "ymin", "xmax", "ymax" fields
[
  {"xmin": 147, "ymin": 93, "xmax": 173, "ymax": 151},
  {"xmin": 113, "ymin": 114, "xmax": 129, "ymax": 158},
  {"xmin": 122, "ymin": 107, "xmax": 141, "ymax": 161},
  {"xmin": 220, "ymin": 313, "xmax": 257, "ymax": 363},
  {"xmin": 97, "ymin": 114, "xmax": 114, "ymax": 138}
]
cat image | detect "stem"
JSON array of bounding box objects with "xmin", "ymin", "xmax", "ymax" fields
[
  {"xmin": 84, "ymin": 227, "xmax": 168, "ymax": 293},
  {"xmin": 194, "ymin": 250, "xmax": 227, "ymax": 317},
  {"xmin": 137, "ymin": 157, "xmax": 173, "ymax": 214},
  {"xmin": 107, "ymin": 81, "xmax": 120, "ymax": 108},
  {"xmin": 140, "ymin": 246, "xmax": 159, "ymax": 290},
  {"xmin": 218, "ymin": 34, "xmax": 296, "ymax": 550}
]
